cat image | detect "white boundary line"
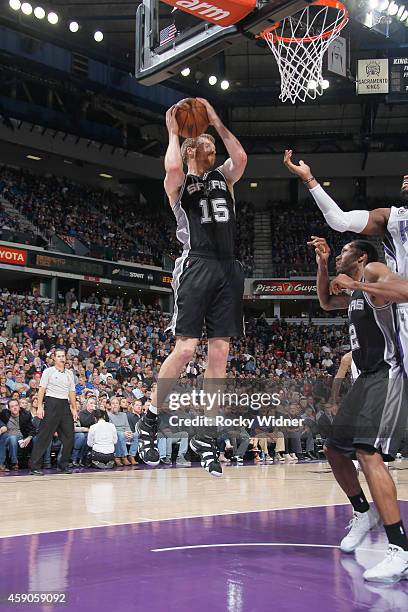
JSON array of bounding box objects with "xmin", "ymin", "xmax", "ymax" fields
[
  {"xmin": 0, "ymin": 502, "xmax": 349, "ymax": 540},
  {"xmin": 2, "ymin": 500, "xmax": 408, "ymax": 541},
  {"xmin": 152, "ymin": 542, "xmax": 379, "ymax": 553}
]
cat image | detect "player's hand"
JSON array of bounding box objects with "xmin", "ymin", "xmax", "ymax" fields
[
  {"xmin": 283, "ymin": 149, "xmax": 313, "ymax": 181},
  {"xmin": 330, "ymin": 274, "xmax": 356, "ymax": 295},
  {"xmin": 196, "ymin": 98, "xmax": 219, "ymax": 126},
  {"xmin": 166, "ymin": 105, "xmax": 179, "ymax": 136},
  {"xmin": 37, "ymin": 405, "xmax": 44, "ymax": 419},
  {"xmin": 307, "ymin": 236, "xmax": 330, "ymax": 264}
]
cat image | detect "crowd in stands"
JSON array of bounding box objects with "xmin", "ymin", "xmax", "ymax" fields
[
  {"xmin": 0, "ymin": 165, "xmax": 177, "ymax": 267},
  {"xmin": 0, "ymin": 290, "xmax": 369, "ymax": 472},
  {"xmin": 267, "ymin": 198, "xmax": 360, "ymax": 277},
  {"xmin": 235, "ymin": 201, "xmax": 255, "ymax": 275},
  {"xmin": 0, "ymin": 166, "xmax": 255, "ymax": 275}
]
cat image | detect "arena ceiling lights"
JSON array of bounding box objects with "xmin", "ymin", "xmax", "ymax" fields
[
  {"xmin": 367, "ymin": 0, "xmax": 408, "ymax": 26},
  {"xmin": 180, "ymin": 68, "xmax": 230, "ymax": 90},
  {"xmin": 8, "ymin": 1, "xmax": 105, "ymax": 40}
]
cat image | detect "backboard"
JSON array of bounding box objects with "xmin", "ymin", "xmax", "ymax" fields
[{"xmin": 135, "ymin": 0, "xmax": 310, "ymax": 85}]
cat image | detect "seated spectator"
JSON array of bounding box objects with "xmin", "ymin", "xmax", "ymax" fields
[
  {"xmin": 158, "ymin": 407, "xmax": 191, "ymax": 467},
  {"xmin": 0, "ymin": 399, "xmax": 35, "ymax": 470},
  {"xmin": 126, "ymin": 399, "xmax": 142, "ymax": 464},
  {"xmin": 78, "ymin": 396, "xmax": 98, "ymax": 467},
  {"xmin": 0, "ymin": 417, "xmax": 8, "ymax": 471},
  {"xmin": 71, "ymin": 406, "xmax": 89, "ymax": 467},
  {"xmin": 318, "ymin": 402, "xmax": 336, "ymax": 442},
  {"xmin": 79, "ymin": 396, "xmax": 98, "ymax": 429},
  {"xmin": 284, "ymin": 403, "xmax": 316, "ymax": 462},
  {"xmin": 87, "ymin": 409, "xmax": 117, "ymax": 469},
  {"xmin": 246, "ymin": 407, "xmax": 285, "ymax": 464},
  {"xmin": 108, "ymin": 397, "xmax": 132, "ymax": 466}
]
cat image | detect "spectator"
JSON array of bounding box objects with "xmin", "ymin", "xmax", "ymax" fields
[
  {"xmin": 0, "ymin": 399, "xmax": 35, "ymax": 470},
  {"xmin": 0, "ymin": 417, "xmax": 8, "ymax": 471},
  {"xmin": 126, "ymin": 399, "xmax": 142, "ymax": 463},
  {"xmin": 108, "ymin": 397, "xmax": 132, "ymax": 466},
  {"xmin": 87, "ymin": 409, "xmax": 117, "ymax": 469},
  {"xmin": 318, "ymin": 402, "xmax": 336, "ymax": 442},
  {"xmin": 65, "ymin": 288, "xmax": 77, "ymax": 313},
  {"xmin": 158, "ymin": 408, "xmax": 191, "ymax": 467},
  {"xmin": 284, "ymin": 403, "xmax": 315, "ymax": 462},
  {"xmin": 71, "ymin": 406, "xmax": 89, "ymax": 467}
]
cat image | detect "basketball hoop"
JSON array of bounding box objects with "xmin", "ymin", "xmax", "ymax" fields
[{"xmin": 258, "ymin": 0, "xmax": 349, "ymax": 104}]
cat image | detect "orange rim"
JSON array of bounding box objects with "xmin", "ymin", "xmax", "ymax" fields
[{"xmin": 257, "ymin": 0, "xmax": 349, "ymax": 44}]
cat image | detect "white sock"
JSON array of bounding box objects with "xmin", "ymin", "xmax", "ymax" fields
[{"xmin": 148, "ymin": 405, "xmax": 158, "ymax": 415}]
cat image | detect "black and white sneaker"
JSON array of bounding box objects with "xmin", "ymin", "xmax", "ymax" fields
[
  {"xmin": 136, "ymin": 414, "xmax": 160, "ymax": 467},
  {"xmin": 190, "ymin": 436, "xmax": 222, "ymax": 477}
]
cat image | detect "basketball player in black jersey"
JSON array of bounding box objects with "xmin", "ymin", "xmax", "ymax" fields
[
  {"xmin": 136, "ymin": 98, "xmax": 247, "ymax": 476},
  {"xmin": 311, "ymin": 235, "xmax": 408, "ymax": 582}
]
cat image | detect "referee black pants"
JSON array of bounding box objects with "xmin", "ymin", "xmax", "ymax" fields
[{"xmin": 31, "ymin": 397, "xmax": 74, "ymax": 470}]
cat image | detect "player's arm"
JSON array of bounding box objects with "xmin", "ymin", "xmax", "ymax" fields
[
  {"xmin": 309, "ymin": 237, "xmax": 349, "ymax": 311},
  {"xmin": 164, "ymin": 105, "xmax": 185, "ymax": 204},
  {"xmin": 331, "ymin": 351, "xmax": 352, "ymax": 403},
  {"xmin": 332, "ymin": 262, "xmax": 408, "ymax": 304},
  {"xmin": 197, "ymin": 98, "xmax": 247, "ymax": 185},
  {"xmin": 283, "ymin": 150, "xmax": 390, "ymax": 237}
]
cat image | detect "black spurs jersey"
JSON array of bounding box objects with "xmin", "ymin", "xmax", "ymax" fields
[
  {"xmin": 172, "ymin": 168, "xmax": 236, "ymax": 258},
  {"xmin": 348, "ymin": 289, "xmax": 400, "ymax": 374}
]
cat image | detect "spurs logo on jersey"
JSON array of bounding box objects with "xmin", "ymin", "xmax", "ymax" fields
[
  {"xmin": 348, "ymin": 289, "xmax": 400, "ymax": 373},
  {"xmin": 171, "ymin": 168, "xmax": 236, "ymax": 258}
]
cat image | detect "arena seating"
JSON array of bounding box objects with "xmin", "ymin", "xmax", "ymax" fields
[{"xmin": 0, "ymin": 292, "xmax": 355, "ymax": 470}]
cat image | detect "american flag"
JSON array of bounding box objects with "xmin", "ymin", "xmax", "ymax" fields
[{"xmin": 159, "ymin": 23, "xmax": 177, "ymax": 46}]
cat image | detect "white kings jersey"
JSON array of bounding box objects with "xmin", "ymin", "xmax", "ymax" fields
[
  {"xmin": 383, "ymin": 205, "xmax": 408, "ymax": 373},
  {"xmin": 383, "ymin": 205, "xmax": 408, "ymax": 295}
]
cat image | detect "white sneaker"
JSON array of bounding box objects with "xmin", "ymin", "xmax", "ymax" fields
[
  {"xmin": 340, "ymin": 507, "xmax": 381, "ymax": 552},
  {"xmin": 363, "ymin": 545, "xmax": 408, "ymax": 583},
  {"xmin": 290, "ymin": 453, "xmax": 298, "ymax": 463}
]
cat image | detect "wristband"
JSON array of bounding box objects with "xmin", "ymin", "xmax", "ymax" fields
[{"xmin": 303, "ymin": 176, "xmax": 315, "ymax": 185}]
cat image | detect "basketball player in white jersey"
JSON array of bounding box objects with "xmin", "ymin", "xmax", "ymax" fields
[{"xmin": 284, "ymin": 150, "xmax": 408, "ymax": 373}]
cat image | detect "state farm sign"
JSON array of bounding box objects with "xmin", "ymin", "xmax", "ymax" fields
[
  {"xmin": 0, "ymin": 246, "xmax": 27, "ymax": 266},
  {"xmin": 252, "ymin": 280, "xmax": 317, "ymax": 296}
]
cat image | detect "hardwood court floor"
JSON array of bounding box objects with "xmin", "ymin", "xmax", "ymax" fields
[
  {"xmin": 2, "ymin": 461, "xmax": 408, "ymax": 612},
  {"xmin": 1, "ymin": 460, "xmax": 408, "ymax": 538}
]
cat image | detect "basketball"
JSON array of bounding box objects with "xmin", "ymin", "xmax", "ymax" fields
[{"xmin": 175, "ymin": 98, "xmax": 209, "ymax": 139}]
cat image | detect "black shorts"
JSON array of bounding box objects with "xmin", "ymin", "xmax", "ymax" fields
[
  {"xmin": 326, "ymin": 368, "xmax": 406, "ymax": 461},
  {"xmin": 167, "ymin": 252, "xmax": 244, "ymax": 338}
]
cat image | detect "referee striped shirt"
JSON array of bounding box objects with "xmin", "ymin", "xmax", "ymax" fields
[{"xmin": 39, "ymin": 366, "xmax": 75, "ymax": 399}]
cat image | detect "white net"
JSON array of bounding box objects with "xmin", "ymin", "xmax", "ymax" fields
[{"xmin": 262, "ymin": 3, "xmax": 348, "ymax": 104}]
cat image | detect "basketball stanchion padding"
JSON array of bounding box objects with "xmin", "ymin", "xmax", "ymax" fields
[
  {"xmin": 258, "ymin": 0, "xmax": 349, "ymax": 104},
  {"xmin": 160, "ymin": 0, "xmax": 256, "ymax": 27}
]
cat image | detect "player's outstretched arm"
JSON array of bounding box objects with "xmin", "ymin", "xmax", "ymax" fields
[
  {"xmin": 336, "ymin": 262, "xmax": 408, "ymax": 304},
  {"xmin": 309, "ymin": 236, "xmax": 349, "ymax": 311},
  {"xmin": 283, "ymin": 150, "xmax": 390, "ymax": 237},
  {"xmin": 197, "ymin": 98, "xmax": 247, "ymax": 186},
  {"xmin": 164, "ymin": 105, "xmax": 185, "ymax": 204}
]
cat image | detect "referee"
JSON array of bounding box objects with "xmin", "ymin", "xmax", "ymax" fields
[{"xmin": 30, "ymin": 348, "xmax": 76, "ymax": 475}]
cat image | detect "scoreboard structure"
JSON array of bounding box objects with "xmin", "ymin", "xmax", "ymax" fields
[{"xmin": 387, "ymin": 57, "xmax": 408, "ymax": 103}]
